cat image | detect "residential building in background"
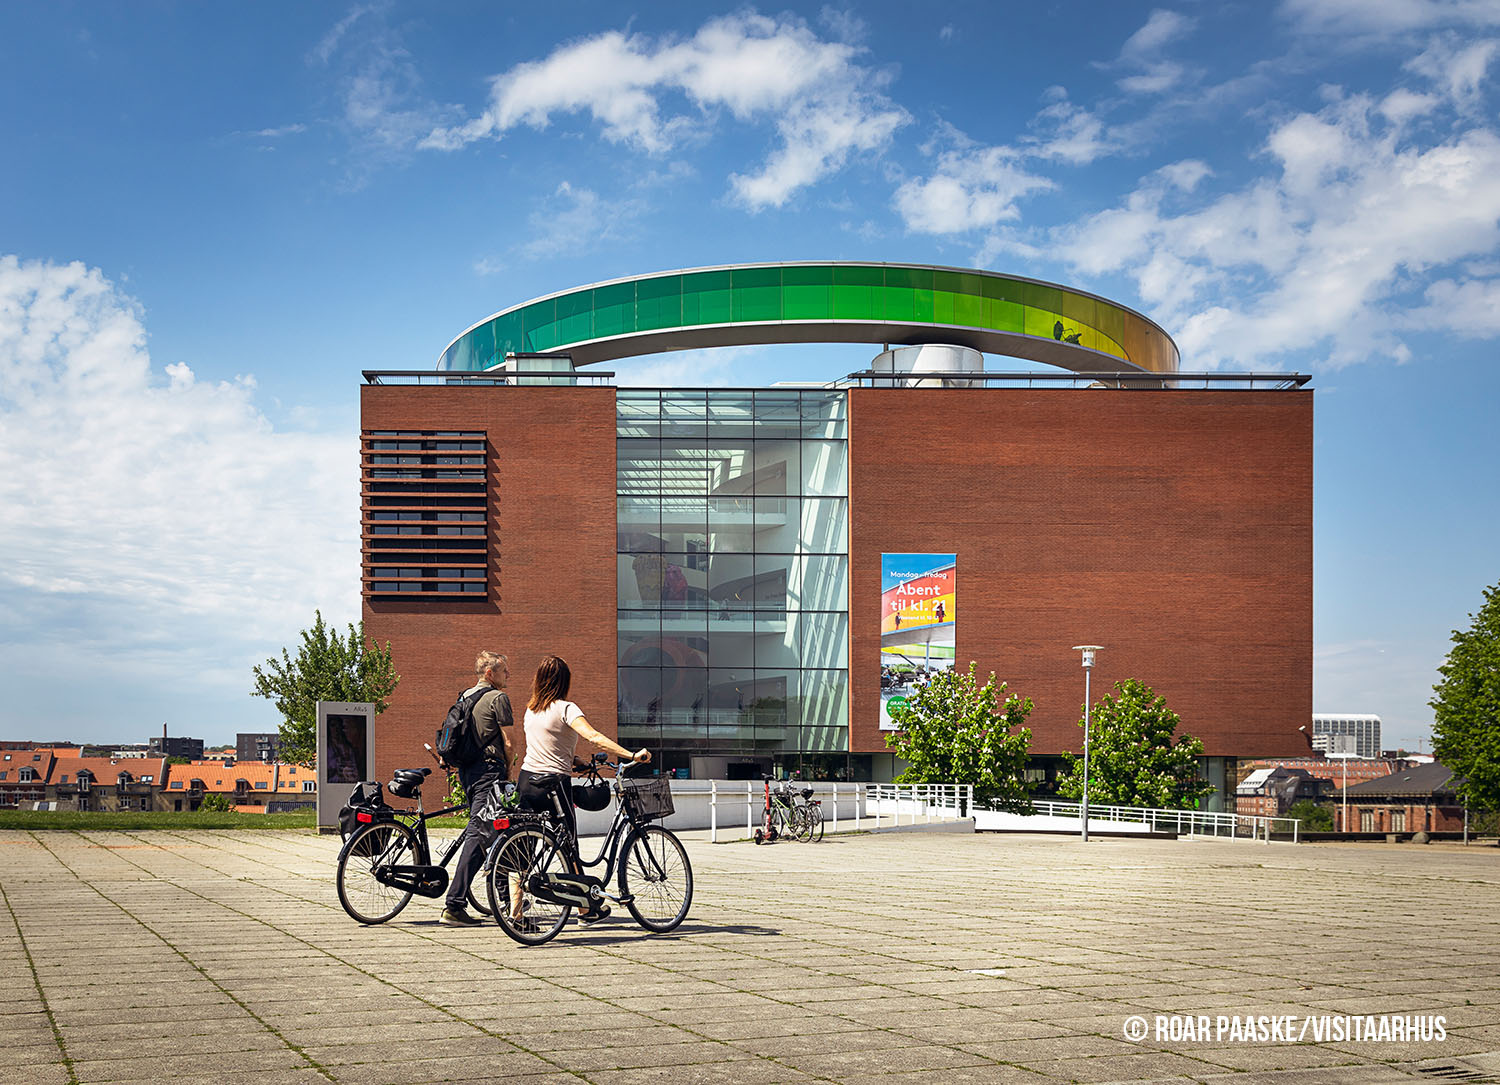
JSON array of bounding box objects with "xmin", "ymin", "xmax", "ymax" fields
[
  {"xmin": 147, "ymin": 734, "xmax": 204, "ymax": 760},
  {"xmin": 1234, "ymin": 766, "xmax": 1328, "ymax": 818},
  {"xmin": 1335, "ymin": 761, "xmax": 1465, "ymax": 833},
  {"xmin": 237, "ymin": 733, "xmax": 282, "ymax": 762},
  {"xmin": 361, "ymin": 262, "xmax": 1313, "ymax": 811},
  {"xmin": 1312, "ymin": 714, "xmax": 1382, "ymax": 759}
]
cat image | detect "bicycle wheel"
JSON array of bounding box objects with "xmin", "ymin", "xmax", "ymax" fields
[
  {"xmin": 619, "ymin": 825, "xmax": 693, "ymax": 933},
  {"xmin": 485, "ymin": 827, "xmax": 571, "ymax": 946},
  {"xmin": 804, "ymin": 803, "xmax": 824, "ymax": 842},
  {"xmin": 790, "ymin": 805, "xmax": 812, "ymax": 842},
  {"xmin": 769, "ymin": 805, "xmax": 787, "ymax": 842},
  {"xmin": 337, "ymin": 820, "xmax": 418, "ymax": 924}
]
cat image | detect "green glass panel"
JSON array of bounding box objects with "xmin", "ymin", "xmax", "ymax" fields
[
  {"xmin": 883, "ymin": 267, "xmax": 932, "ymax": 322},
  {"xmin": 594, "ymin": 282, "xmax": 636, "ymax": 339},
  {"xmin": 731, "ymin": 267, "xmax": 782, "ymax": 322},
  {"xmin": 783, "ymin": 266, "xmax": 832, "ymax": 320},
  {"xmin": 522, "ymin": 298, "xmax": 558, "ymax": 351},
  {"xmin": 556, "ymin": 289, "xmax": 593, "ymax": 345},
  {"xmin": 932, "ymin": 270, "xmax": 962, "ymax": 325},
  {"xmin": 832, "ymin": 265, "xmax": 882, "ymax": 319},
  {"xmin": 636, "ymin": 275, "xmax": 682, "ymax": 332},
  {"xmin": 782, "ymin": 265, "xmax": 833, "ymax": 286},
  {"xmin": 682, "ymin": 270, "xmax": 731, "ymax": 325},
  {"xmin": 465, "ymin": 322, "xmax": 496, "ymax": 370},
  {"xmin": 493, "ymin": 311, "xmax": 525, "ymax": 358}
]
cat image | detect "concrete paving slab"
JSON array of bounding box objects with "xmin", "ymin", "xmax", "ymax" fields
[{"xmin": 1, "ymin": 828, "xmax": 1496, "ymax": 1084}]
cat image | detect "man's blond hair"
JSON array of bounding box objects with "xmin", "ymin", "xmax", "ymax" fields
[{"xmin": 475, "ymin": 651, "xmax": 507, "ymax": 677}]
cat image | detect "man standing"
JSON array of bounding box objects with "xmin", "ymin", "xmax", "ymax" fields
[{"xmin": 441, "ymin": 651, "xmax": 513, "ymax": 926}]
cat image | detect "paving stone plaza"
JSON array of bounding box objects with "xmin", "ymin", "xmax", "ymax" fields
[{"xmin": 2, "ymin": 828, "xmax": 1497, "ymax": 1084}]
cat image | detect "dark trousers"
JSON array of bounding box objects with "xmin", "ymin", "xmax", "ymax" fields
[
  {"xmin": 517, "ymin": 770, "xmax": 577, "ymax": 868},
  {"xmin": 444, "ymin": 760, "xmax": 504, "ymax": 910}
]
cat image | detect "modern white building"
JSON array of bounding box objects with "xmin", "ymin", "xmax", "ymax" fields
[{"xmin": 1311, "ymin": 714, "xmax": 1382, "ymax": 759}]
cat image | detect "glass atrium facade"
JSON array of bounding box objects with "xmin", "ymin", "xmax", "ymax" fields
[{"xmin": 616, "ymin": 389, "xmax": 850, "ymax": 777}]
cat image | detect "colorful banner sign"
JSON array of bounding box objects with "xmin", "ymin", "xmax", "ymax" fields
[{"xmin": 880, "ymin": 554, "xmax": 956, "ymax": 730}]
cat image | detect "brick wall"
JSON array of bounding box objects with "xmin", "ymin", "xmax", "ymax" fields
[
  {"xmin": 848, "ymin": 387, "xmax": 1312, "ymax": 759},
  {"xmin": 361, "ymin": 385, "xmax": 618, "ymax": 785}
]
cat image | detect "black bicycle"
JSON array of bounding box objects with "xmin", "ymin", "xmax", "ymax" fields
[
  {"xmin": 484, "ymin": 755, "xmax": 692, "ymax": 945},
  {"xmin": 335, "ymin": 767, "xmax": 507, "ymax": 924}
]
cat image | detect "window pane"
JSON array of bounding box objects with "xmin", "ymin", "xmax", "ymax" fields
[
  {"xmin": 619, "ymin": 667, "xmax": 661, "ymax": 729},
  {"xmin": 659, "ymin": 495, "xmax": 706, "ymax": 552},
  {"xmin": 705, "ymin": 442, "xmax": 755, "ymax": 495},
  {"xmin": 798, "ymin": 498, "xmax": 847, "ymax": 553},
  {"xmin": 801, "ymin": 440, "xmax": 847, "ymax": 496},
  {"xmin": 800, "ymin": 611, "xmax": 849, "ymax": 670},
  {"xmin": 800, "ymin": 670, "xmax": 848, "ymax": 734},
  {"xmin": 755, "ymin": 610, "xmax": 798, "ymax": 668},
  {"xmin": 661, "ymin": 391, "xmax": 707, "ymax": 440},
  {"xmin": 659, "ymin": 665, "xmax": 707, "ymax": 740},
  {"xmin": 754, "ymin": 495, "xmax": 799, "ymax": 551},
  {"xmin": 751, "ymin": 440, "xmax": 798, "ymax": 496},
  {"xmin": 802, "ymin": 391, "xmax": 847, "ymax": 439},
  {"xmin": 618, "ymin": 610, "xmax": 660, "ymax": 663},
  {"xmin": 708, "ymin": 622, "xmax": 754, "ymax": 667},
  {"xmin": 707, "ymin": 553, "xmax": 755, "ymax": 609},
  {"xmin": 753, "ymin": 390, "xmax": 803, "ymax": 439},
  {"xmin": 618, "ymin": 497, "xmax": 660, "ymax": 551},
  {"xmin": 617, "ymin": 439, "xmax": 660, "ymax": 494},
  {"xmin": 708, "ymin": 496, "xmax": 755, "ymax": 553}
]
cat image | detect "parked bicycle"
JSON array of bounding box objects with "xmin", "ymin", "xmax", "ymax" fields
[
  {"xmin": 335, "ymin": 767, "xmax": 508, "ymax": 924},
  {"xmin": 484, "ymin": 754, "xmax": 692, "ymax": 945},
  {"xmin": 754, "ymin": 777, "xmax": 824, "ymax": 843}
]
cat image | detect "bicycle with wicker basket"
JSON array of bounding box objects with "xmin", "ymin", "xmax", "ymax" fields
[{"xmin": 483, "ymin": 754, "xmax": 693, "ymax": 946}]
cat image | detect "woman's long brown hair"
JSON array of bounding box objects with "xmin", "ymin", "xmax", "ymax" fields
[{"xmin": 528, "ymin": 654, "xmax": 572, "ymax": 712}]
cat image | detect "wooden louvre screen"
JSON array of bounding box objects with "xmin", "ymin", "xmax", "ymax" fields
[{"xmin": 361, "ymin": 430, "xmax": 489, "ymax": 599}]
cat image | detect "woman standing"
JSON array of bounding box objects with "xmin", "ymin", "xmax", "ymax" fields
[{"xmin": 518, "ymin": 655, "xmax": 650, "ymax": 921}]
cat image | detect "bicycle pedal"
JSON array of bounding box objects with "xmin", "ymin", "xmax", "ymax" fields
[{"xmin": 602, "ymin": 892, "xmax": 634, "ymax": 904}]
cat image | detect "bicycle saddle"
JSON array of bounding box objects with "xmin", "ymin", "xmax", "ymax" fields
[{"xmin": 388, "ymin": 767, "xmax": 430, "ymax": 798}]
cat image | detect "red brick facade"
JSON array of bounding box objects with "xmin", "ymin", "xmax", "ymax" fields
[
  {"xmin": 847, "ymin": 388, "xmax": 1313, "ymax": 758},
  {"xmin": 361, "ymin": 385, "xmax": 618, "ymax": 784},
  {"xmin": 363, "ymin": 383, "xmax": 1312, "ymax": 776}
]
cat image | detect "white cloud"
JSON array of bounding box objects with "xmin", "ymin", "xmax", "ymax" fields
[
  {"xmin": 1404, "ymin": 276, "xmax": 1500, "ymax": 335},
  {"xmin": 421, "ymin": 12, "xmax": 908, "ymax": 209},
  {"xmin": 0, "ymin": 256, "xmax": 357, "ymax": 694},
  {"xmin": 1111, "ymin": 9, "xmax": 1195, "ymax": 95},
  {"xmin": 311, "ymin": 2, "xmax": 459, "ymax": 174},
  {"xmin": 1121, "ymin": 9, "xmax": 1195, "ymax": 58},
  {"xmin": 1407, "ymin": 34, "xmax": 1500, "ymax": 109},
  {"xmin": 611, "ymin": 346, "xmax": 757, "ymax": 387},
  {"xmin": 893, "ymin": 147, "xmax": 1053, "ymax": 234},
  {"xmin": 1053, "ymin": 91, "xmax": 1500, "ymax": 369},
  {"xmin": 1280, "ymin": 0, "xmax": 1500, "ymax": 36},
  {"xmin": 514, "ymin": 182, "xmax": 644, "ymax": 260}
]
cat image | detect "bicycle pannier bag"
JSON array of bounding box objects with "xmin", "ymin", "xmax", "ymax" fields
[{"xmin": 435, "ymin": 687, "xmax": 490, "ymax": 769}]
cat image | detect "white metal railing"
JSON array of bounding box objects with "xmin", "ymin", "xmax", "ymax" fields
[
  {"xmin": 707, "ymin": 781, "xmax": 974, "ymax": 843},
  {"xmin": 1025, "ymin": 799, "xmax": 1300, "ymax": 843}
]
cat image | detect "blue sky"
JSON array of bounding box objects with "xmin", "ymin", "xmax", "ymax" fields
[{"xmin": 2, "ymin": 1, "xmax": 1497, "ymax": 752}]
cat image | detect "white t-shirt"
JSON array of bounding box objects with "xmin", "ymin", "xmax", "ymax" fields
[{"xmin": 520, "ymin": 699, "xmax": 585, "ymax": 776}]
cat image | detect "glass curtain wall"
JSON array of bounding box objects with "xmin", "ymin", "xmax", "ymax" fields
[{"xmin": 617, "ymin": 389, "xmax": 849, "ymax": 777}]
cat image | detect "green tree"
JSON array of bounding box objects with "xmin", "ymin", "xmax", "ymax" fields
[
  {"xmin": 199, "ymin": 793, "xmax": 231, "ymax": 812},
  {"xmin": 1431, "ymin": 580, "xmax": 1500, "ymax": 811},
  {"xmin": 165, "ymin": 755, "xmax": 191, "ymax": 766},
  {"xmin": 884, "ymin": 663, "xmax": 1033, "ymax": 812},
  {"xmin": 250, "ymin": 611, "xmax": 399, "ymax": 767},
  {"xmin": 1285, "ymin": 799, "xmax": 1333, "ymax": 832},
  {"xmin": 1056, "ymin": 679, "xmax": 1213, "ymax": 809}
]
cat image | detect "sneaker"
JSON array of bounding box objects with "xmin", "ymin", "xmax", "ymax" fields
[
  {"xmin": 440, "ymin": 906, "xmax": 482, "ymax": 926},
  {"xmin": 577, "ymin": 904, "xmax": 612, "ymax": 924}
]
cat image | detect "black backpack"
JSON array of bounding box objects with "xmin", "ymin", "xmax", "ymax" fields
[{"xmin": 435, "ymin": 686, "xmax": 490, "ymax": 769}]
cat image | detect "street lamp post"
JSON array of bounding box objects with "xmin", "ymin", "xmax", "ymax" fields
[{"xmin": 1072, "ymin": 646, "xmax": 1103, "ymax": 843}]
